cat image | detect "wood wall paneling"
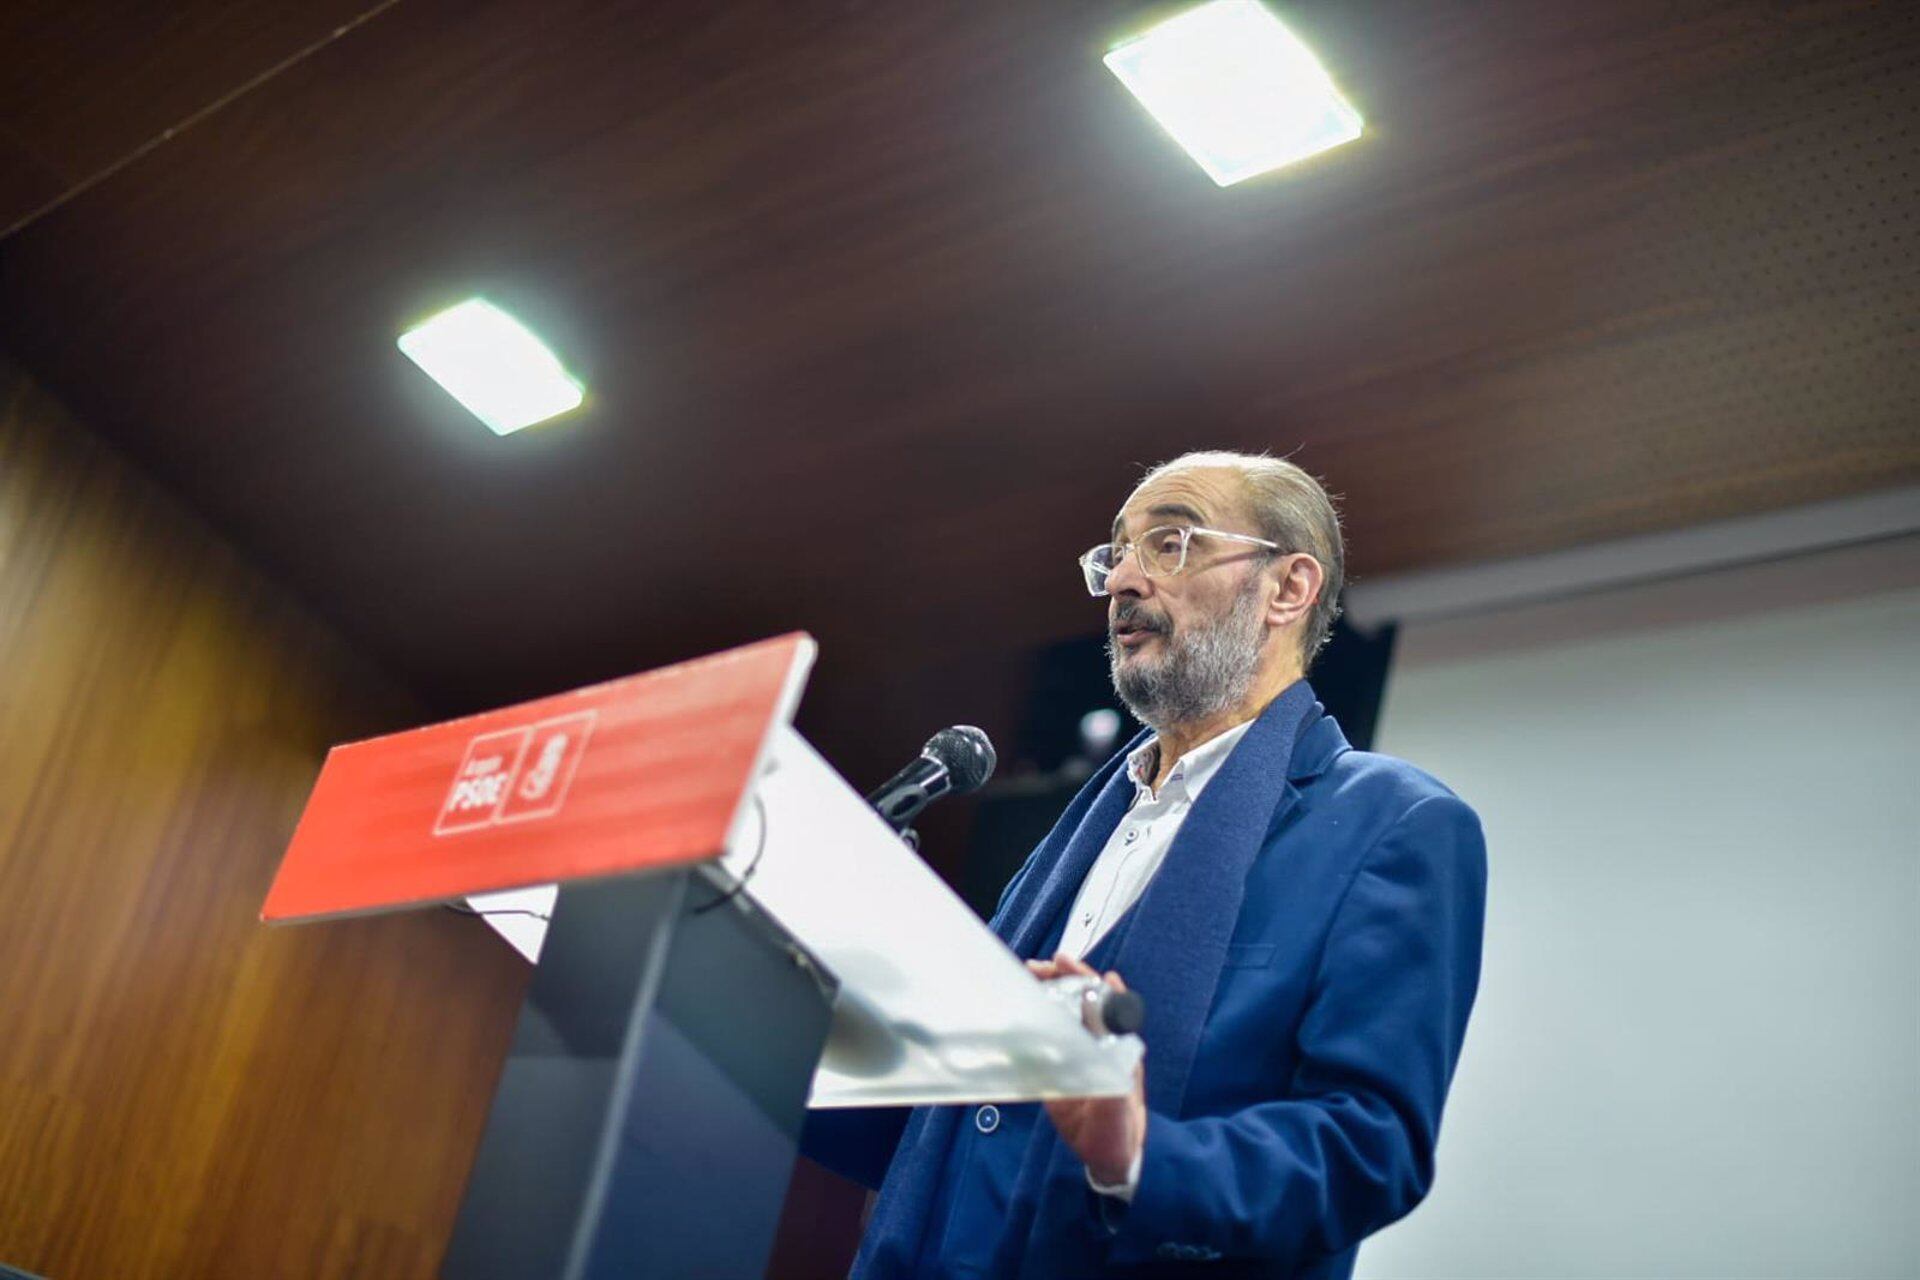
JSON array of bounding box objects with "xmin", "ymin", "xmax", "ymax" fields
[{"xmin": 0, "ymin": 354, "xmax": 528, "ymax": 1279}]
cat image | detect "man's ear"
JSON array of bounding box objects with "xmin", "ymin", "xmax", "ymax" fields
[{"xmin": 1265, "ymin": 553, "xmax": 1323, "ymax": 630}]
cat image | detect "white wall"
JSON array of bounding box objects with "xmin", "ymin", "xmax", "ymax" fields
[{"xmin": 1356, "ymin": 536, "xmax": 1920, "ymax": 1280}]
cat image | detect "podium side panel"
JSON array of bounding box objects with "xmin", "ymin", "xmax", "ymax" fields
[
  {"xmin": 441, "ymin": 869, "xmax": 835, "ymax": 1280},
  {"xmin": 441, "ymin": 873, "xmax": 686, "ymax": 1279},
  {"xmin": 579, "ymin": 880, "xmax": 835, "ymax": 1279}
]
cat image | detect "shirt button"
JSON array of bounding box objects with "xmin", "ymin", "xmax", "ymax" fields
[
  {"xmin": 974, "ymin": 1105, "xmax": 1000, "ymax": 1134},
  {"xmin": 1082, "ymin": 911, "xmax": 1094, "ymax": 925},
  {"xmin": 1125, "ymin": 829, "xmax": 1139, "ymax": 843}
]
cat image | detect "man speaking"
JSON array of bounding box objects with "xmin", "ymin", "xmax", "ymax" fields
[{"xmin": 805, "ymin": 451, "xmax": 1488, "ymax": 1278}]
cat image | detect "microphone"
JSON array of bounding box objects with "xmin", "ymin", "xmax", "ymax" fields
[
  {"xmin": 1044, "ymin": 977, "xmax": 1147, "ymax": 1038},
  {"xmin": 866, "ymin": 726, "xmax": 997, "ymax": 833}
]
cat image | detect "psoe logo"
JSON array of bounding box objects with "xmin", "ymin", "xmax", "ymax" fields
[{"xmin": 433, "ymin": 711, "xmax": 597, "ymax": 835}]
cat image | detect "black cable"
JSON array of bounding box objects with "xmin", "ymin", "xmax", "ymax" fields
[
  {"xmin": 692, "ymin": 792, "xmax": 768, "ymax": 916},
  {"xmin": 444, "ymin": 903, "xmax": 552, "ymax": 923},
  {"xmin": 438, "ymin": 791, "xmax": 767, "ymax": 924}
]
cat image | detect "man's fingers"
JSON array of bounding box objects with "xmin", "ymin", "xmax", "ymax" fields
[
  {"xmin": 1028, "ymin": 954, "xmax": 1116, "ymax": 988},
  {"xmin": 1053, "ymin": 951, "xmax": 1098, "ymax": 977}
]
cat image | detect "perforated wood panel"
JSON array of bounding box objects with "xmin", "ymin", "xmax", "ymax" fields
[{"xmin": 0, "ymin": 0, "xmax": 1913, "ymax": 714}]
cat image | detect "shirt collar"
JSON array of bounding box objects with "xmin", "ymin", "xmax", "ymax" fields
[{"xmin": 1125, "ymin": 717, "xmax": 1256, "ymax": 803}]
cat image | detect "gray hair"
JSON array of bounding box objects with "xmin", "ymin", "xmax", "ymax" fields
[{"xmin": 1135, "ymin": 450, "xmax": 1346, "ymax": 667}]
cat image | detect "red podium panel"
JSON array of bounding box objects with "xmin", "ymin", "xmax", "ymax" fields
[{"xmin": 262, "ymin": 633, "xmax": 814, "ymax": 922}]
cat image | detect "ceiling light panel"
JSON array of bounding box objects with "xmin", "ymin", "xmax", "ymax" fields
[
  {"xmin": 1104, "ymin": 0, "xmax": 1364, "ymax": 187},
  {"xmin": 398, "ymin": 298, "xmax": 585, "ymax": 435}
]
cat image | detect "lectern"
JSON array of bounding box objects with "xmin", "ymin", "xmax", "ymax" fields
[{"xmin": 263, "ymin": 634, "xmax": 1138, "ymax": 1279}]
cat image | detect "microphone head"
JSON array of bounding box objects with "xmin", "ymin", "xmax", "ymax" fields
[
  {"xmin": 1097, "ymin": 988, "xmax": 1146, "ymax": 1037},
  {"xmin": 923, "ymin": 725, "xmax": 997, "ymax": 795}
]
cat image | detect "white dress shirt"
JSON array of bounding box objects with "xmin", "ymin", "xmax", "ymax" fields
[
  {"xmin": 1058, "ymin": 719, "xmax": 1255, "ymax": 961},
  {"xmin": 1061, "ymin": 718, "xmax": 1256, "ymax": 1201}
]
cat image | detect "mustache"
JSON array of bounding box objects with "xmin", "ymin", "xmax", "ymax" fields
[{"xmin": 1109, "ymin": 600, "xmax": 1170, "ymax": 636}]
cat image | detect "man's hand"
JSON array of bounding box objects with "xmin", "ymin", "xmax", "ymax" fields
[{"xmin": 1026, "ymin": 952, "xmax": 1148, "ymax": 1187}]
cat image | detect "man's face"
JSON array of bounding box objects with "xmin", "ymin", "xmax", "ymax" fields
[{"xmin": 1104, "ymin": 467, "xmax": 1274, "ymax": 730}]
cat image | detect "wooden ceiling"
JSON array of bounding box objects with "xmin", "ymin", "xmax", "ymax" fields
[{"xmin": 2, "ymin": 0, "xmax": 1915, "ymax": 725}]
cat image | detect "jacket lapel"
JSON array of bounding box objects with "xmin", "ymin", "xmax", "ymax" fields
[
  {"xmin": 993, "ymin": 744, "xmax": 1143, "ymax": 958},
  {"xmin": 856, "ymin": 742, "xmax": 1146, "ymax": 1275},
  {"xmin": 998, "ymin": 680, "xmax": 1345, "ymax": 1277},
  {"xmin": 1110, "ymin": 677, "xmax": 1321, "ymax": 1116},
  {"xmin": 868, "ymin": 681, "xmax": 1352, "ymax": 1279}
]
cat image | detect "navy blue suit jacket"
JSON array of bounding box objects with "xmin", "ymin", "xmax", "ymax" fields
[{"xmin": 804, "ymin": 679, "xmax": 1488, "ymax": 1278}]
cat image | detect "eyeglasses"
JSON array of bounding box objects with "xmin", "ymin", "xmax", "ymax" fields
[{"xmin": 1077, "ymin": 525, "xmax": 1281, "ymax": 597}]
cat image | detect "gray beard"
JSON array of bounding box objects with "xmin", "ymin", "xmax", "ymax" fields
[{"xmin": 1108, "ymin": 571, "xmax": 1268, "ymax": 733}]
